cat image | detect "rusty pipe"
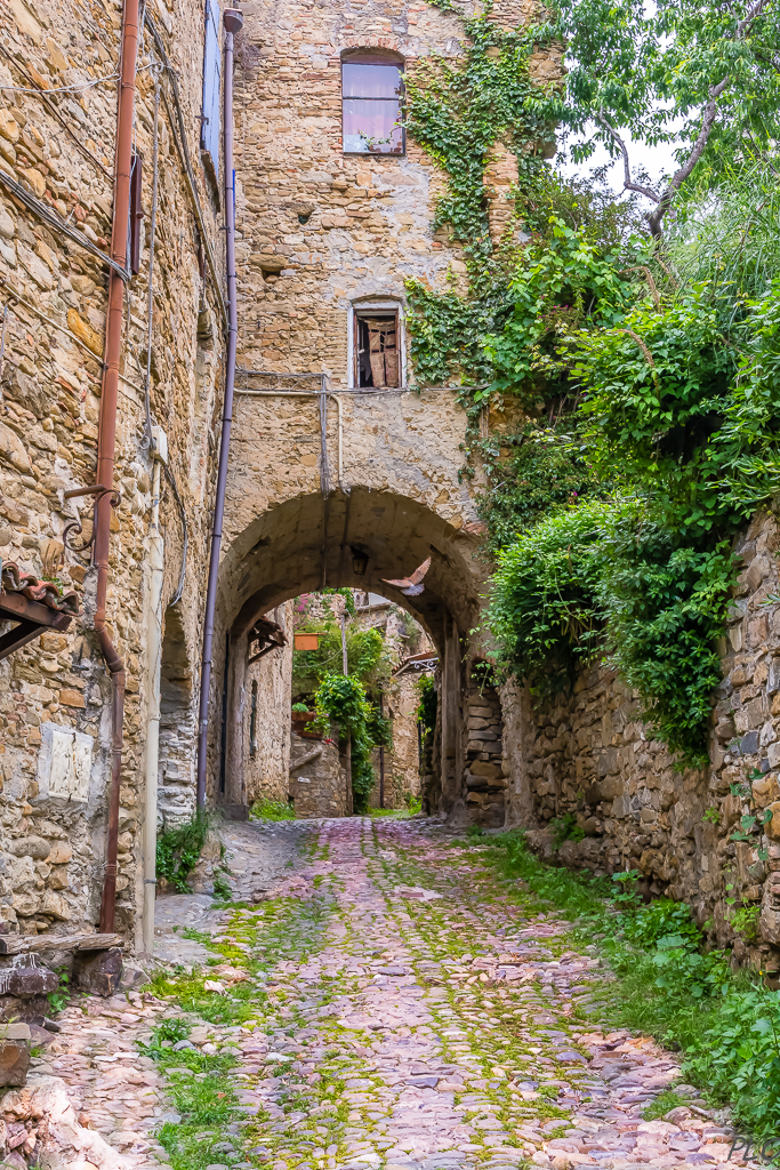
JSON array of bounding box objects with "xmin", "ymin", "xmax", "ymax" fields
[
  {"xmin": 196, "ymin": 8, "xmax": 243, "ymax": 810},
  {"xmin": 96, "ymin": 0, "xmax": 139, "ymax": 933}
]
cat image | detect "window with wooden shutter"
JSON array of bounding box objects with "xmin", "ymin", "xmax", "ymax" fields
[
  {"xmin": 201, "ymin": 0, "xmax": 221, "ymax": 186},
  {"xmin": 354, "ymin": 307, "xmax": 401, "ymax": 388}
]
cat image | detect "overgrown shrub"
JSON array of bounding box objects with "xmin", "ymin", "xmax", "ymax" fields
[{"xmin": 156, "ymin": 812, "xmax": 210, "ymax": 893}]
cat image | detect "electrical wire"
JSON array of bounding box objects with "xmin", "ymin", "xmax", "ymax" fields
[
  {"xmin": 143, "ymin": 10, "xmax": 228, "ymax": 333},
  {"xmin": 137, "ymin": 64, "xmax": 189, "ymax": 607},
  {"xmin": 0, "ymin": 276, "xmax": 142, "ymax": 400},
  {"xmin": 0, "ymin": 71, "xmax": 120, "ymax": 95},
  {"xmin": 0, "ymin": 167, "xmax": 130, "ymax": 279},
  {"xmin": 0, "ymin": 43, "xmax": 112, "ymax": 180},
  {"xmin": 141, "ymin": 70, "xmax": 162, "ymax": 445}
]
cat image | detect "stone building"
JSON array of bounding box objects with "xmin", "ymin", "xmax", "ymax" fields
[
  {"xmin": 0, "ymin": 0, "xmax": 225, "ymax": 949},
  {"xmin": 1, "ymin": 0, "xmax": 779, "ymax": 976}
]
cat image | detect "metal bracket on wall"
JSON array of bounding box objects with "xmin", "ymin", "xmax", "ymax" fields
[{"xmin": 62, "ymin": 485, "xmax": 122, "ymax": 554}]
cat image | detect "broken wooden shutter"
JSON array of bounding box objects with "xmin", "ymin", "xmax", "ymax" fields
[
  {"xmin": 201, "ymin": 0, "xmax": 221, "ymax": 185},
  {"xmin": 366, "ymin": 315, "xmax": 399, "ymax": 387}
]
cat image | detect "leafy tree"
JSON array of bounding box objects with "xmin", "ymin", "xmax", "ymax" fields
[{"xmin": 552, "ymin": 0, "xmax": 780, "ymax": 233}]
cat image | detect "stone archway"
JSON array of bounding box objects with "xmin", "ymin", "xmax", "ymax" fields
[{"xmin": 205, "ymin": 488, "xmax": 506, "ymax": 824}]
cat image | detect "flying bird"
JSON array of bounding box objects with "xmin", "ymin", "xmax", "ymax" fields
[{"xmin": 382, "ymin": 556, "xmax": 432, "ymax": 597}]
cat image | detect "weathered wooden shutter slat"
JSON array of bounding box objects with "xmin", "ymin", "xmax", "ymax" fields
[{"xmin": 201, "ymin": 0, "xmax": 221, "ymax": 184}]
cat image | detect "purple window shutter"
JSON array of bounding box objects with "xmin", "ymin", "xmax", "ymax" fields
[{"xmin": 201, "ymin": 0, "xmax": 221, "ymax": 183}]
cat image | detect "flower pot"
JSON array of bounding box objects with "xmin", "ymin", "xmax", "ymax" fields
[{"xmin": 292, "ymin": 711, "xmax": 321, "ymax": 739}]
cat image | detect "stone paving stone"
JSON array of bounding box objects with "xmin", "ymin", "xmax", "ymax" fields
[{"xmin": 14, "ymin": 817, "xmax": 771, "ymax": 1170}]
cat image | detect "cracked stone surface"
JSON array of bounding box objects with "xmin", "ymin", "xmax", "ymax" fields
[{"xmin": 20, "ymin": 818, "xmax": 767, "ymax": 1169}]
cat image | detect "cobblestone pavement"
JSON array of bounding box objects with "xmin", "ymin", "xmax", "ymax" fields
[{"xmin": 30, "ymin": 817, "xmax": 767, "ymax": 1169}]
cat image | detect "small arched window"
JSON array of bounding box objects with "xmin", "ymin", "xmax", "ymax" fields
[{"xmin": 342, "ymin": 50, "xmax": 405, "ymax": 156}]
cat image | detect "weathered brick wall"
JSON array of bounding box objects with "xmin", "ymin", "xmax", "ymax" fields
[
  {"xmin": 502, "ymin": 508, "xmax": 780, "ymax": 972},
  {"xmin": 0, "ymin": 0, "xmax": 223, "ymax": 941}
]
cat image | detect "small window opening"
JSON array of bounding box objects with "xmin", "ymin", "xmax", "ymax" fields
[
  {"xmin": 128, "ymin": 150, "xmax": 143, "ymax": 276},
  {"xmin": 354, "ymin": 308, "xmax": 401, "ymax": 388},
  {"xmin": 249, "ymin": 679, "xmax": 258, "ymax": 759},
  {"xmin": 342, "ymin": 52, "xmax": 404, "ymax": 156}
]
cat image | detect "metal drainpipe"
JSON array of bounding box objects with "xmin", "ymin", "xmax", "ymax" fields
[
  {"xmin": 96, "ymin": 0, "xmax": 139, "ymax": 933},
  {"xmin": 196, "ymin": 7, "xmax": 243, "ymax": 810}
]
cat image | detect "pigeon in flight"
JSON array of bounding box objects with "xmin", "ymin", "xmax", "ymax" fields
[{"xmin": 382, "ymin": 556, "xmax": 432, "ymax": 597}]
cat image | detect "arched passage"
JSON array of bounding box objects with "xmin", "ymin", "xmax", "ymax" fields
[{"xmin": 206, "ymin": 488, "xmax": 507, "ymax": 825}]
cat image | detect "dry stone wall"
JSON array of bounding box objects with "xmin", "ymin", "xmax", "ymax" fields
[
  {"xmin": 503, "ymin": 509, "xmax": 780, "ymax": 972},
  {"xmin": 0, "ymin": 0, "xmax": 223, "ymax": 942},
  {"xmin": 289, "ymin": 732, "xmax": 349, "ymax": 818}
]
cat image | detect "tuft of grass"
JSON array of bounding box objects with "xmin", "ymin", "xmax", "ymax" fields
[
  {"xmin": 250, "ymin": 797, "xmax": 296, "ymax": 821},
  {"xmin": 157, "ymin": 811, "xmax": 210, "ymax": 893},
  {"xmin": 642, "ymin": 1089, "xmax": 689, "ymax": 1120}
]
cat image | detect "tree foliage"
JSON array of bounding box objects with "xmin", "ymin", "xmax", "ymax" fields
[{"xmin": 552, "ymin": 0, "xmax": 780, "ymax": 231}]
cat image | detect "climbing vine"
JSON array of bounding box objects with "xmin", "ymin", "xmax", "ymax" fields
[
  {"xmin": 404, "ymin": 4, "xmax": 780, "ymax": 765},
  {"xmin": 403, "ymin": 9, "xmax": 561, "ymax": 396},
  {"xmin": 313, "ymin": 672, "xmax": 390, "ymax": 814}
]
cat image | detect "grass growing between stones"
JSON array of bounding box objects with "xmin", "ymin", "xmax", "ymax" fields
[
  {"xmin": 249, "ymin": 798, "xmax": 297, "ymax": 821},
  {"xmin": 141, "ymin": 859, "xmax": 340, "ymax": 1169},
  {"xmin": 463, "ymin": 830, "xmax": 780, "ymax": 1142}
]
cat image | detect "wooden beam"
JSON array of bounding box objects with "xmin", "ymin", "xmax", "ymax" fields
[
  {"xmin": 0, "ymin": 931, "xmax": 123, "ymax": 956},
  {"xmin": 0, "ymin": 589, "xmax": 73, "ymax": 629}
]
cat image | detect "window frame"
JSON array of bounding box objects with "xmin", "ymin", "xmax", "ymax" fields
[
  {"xmin": 341, "ymin": 49, "xmax": 406, "ymax": 158},
  {"xmin": 200, "ymin": 0, "xmax": 222, "ymax": 189},
  {"xmin": 349, "ymin": 300, "xmax": 406, "ymax": 390}
]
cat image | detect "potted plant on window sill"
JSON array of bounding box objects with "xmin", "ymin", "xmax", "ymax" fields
[{"xmin": 291, "ymin": 702, "xmax": 321, "ymax": 739}]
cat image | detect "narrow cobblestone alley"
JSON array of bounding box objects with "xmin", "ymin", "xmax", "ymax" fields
[{"xmin": 24, "ymin": 819, "xmax": 765, "ymax": 1170}]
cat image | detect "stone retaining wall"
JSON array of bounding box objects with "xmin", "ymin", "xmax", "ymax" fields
[{"xmin": 502, "ymin": 508, "xmax": 780, "ymax": 973}]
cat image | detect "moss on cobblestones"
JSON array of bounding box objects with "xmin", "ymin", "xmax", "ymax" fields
[{"xmin": 136, "ymin": 819, "xmax": 774, "ymax": 1169}]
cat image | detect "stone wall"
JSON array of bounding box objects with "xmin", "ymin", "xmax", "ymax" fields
[
  {"xmin": 289, "ymin": 732, "xmax": 349, "ymax": 818},
  {"xmin": 503, "ymin": 509, "xmax": 780, "ymax": 972},
  {"xmin": 369, "ymin": 670, "xmax": 424, "ymax": 809},
  {"xmin": 243, "ymin": 603, "xmax": 294, "ymax": 807},
  {"xmin": 0, "ymin": 0, "xmax": 223, "ymax": 942}
]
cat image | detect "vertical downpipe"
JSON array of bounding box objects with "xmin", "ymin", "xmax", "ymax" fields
[
  {"xmin": 140, "ymin": 449, "xmax": 165, "ymax": 953},
  {"xmin": 196, "ymin": 8, "xmax": 243, "ymax": 810},
  {"xmin": 97, "ymin": 0, "xmax": 139, "ymax": 933}
]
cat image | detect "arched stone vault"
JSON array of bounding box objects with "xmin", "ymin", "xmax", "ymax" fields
[
  {"xmin": 209, "ymin": 484, "xmax": 508, "ymax": 825},
  {"xmin": 222, "ymin": 488, "xmax": 482, "ymax": 648}
]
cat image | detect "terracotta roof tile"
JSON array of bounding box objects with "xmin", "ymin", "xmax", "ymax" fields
[{"xmin": 0, "ymin": 560, "xmax": 79, "ymax": 615}]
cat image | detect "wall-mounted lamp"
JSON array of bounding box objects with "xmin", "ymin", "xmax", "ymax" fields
[{"xmin": 350, "ymin": 546, "xmax": 369, "ymax": 576}]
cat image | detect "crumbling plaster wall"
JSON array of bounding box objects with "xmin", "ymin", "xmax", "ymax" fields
[
  {"xmin": 502, "ymin": 509, "xmax": 780, "ymax": 971},
  {"xmin": 0, "ymin": 0, "xmax": 223, "ymax": 939}
]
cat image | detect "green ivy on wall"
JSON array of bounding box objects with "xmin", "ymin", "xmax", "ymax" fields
[
  {"xmin": 403, "ymin": 8, "xmax": 561, "ymax": 398},
  {"xmin": 405, "ymin": 5, "xmax": 780, "ymax": 766}
]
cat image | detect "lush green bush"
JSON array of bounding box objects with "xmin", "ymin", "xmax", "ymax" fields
[
  {"xmin": 488, "ymin": 498, "xmax": 613, "ymax": 694},
  {"xmin": 313, "ymin": 672, "xmax": 387, "ymax": 814},
  {"xmin": 484, "ymin": 173, "xmax": 780, "ymax": 763},
  {"xmin": 156, "ymin": 812, "xmax": 210, "ymax": 893},
  {"xmin": 293, "ymin": 623, "xmax": 391, "ymax": 697}
]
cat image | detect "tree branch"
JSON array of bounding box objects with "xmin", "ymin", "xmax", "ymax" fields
[
  {"xmin": 595, "ymin": 116, "xmax": 662, "ymax": 203},
  {"xmin": 647, "ymin": 0, "xmax": 772, "ymax": 236}
]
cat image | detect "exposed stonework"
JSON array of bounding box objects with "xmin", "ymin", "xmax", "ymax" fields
[
  {"xmin": 503, "ymin": 508, "xmax": 780, "ymax": 969},
  {"xmin": 289, "ymin": 731, "xmax": 349, "ymax": 817},
  {"xmin": 0, "ymin": 0, "xmax": 224, "ymax": 945},
  {"xmin": 241, "ymin": 604, "xmax": 294, "ymax": 808}
]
